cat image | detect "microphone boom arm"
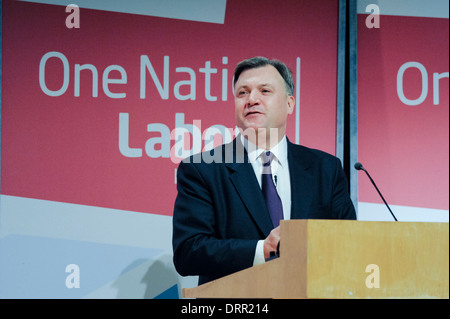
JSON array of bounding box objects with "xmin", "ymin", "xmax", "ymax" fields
[{"xmin": 355, "ymin": 163, "xmax": 398, "ymax": 222}]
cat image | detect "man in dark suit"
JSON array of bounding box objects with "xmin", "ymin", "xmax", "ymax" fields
[{"xmin": 172, "ymin": 57, "xmax": 356, "ymax": 285}]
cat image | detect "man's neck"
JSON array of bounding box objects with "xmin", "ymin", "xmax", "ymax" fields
[
  {"xmin": 239, "ymin": 127, "xmax": 285, "ymax": 150},
  {"xmin": 240, "ymin": 131, "xmax": 286, "ymax": 153}
]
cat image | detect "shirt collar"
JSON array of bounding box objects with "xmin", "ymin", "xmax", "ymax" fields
[{"xmin": 240, "ymin": 133, "xmax": 288, "ymax": 167}]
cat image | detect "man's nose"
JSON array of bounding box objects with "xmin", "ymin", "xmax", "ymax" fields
[{"xmin": 247, "ymin": 90, "xmax": 260, "ymax": 105}]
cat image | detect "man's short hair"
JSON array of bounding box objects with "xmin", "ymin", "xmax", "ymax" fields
[{"xmin": 233, "ymin": 56, "xmax": 295, "ymax": 96}]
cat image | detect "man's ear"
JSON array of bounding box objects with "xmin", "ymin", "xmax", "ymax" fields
[{"xmin": 287, "ymin": 95, "xmax": 295, "ymax": 115}]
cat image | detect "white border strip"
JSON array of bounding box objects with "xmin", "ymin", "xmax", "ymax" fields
[
  {"xmin": 358, "ymin": 202, "xmax": 449, "ymax": 222},
  {"xmin": 0, "ymin": 195, "xmax": 173, "ymax": 250},
  {"xmin": 357, "ymin": 0, "xmax": 449, "ymax": 19},
  {"xmin": 18, "ymin": 0, "xmax": 227, "ymax": 24}
]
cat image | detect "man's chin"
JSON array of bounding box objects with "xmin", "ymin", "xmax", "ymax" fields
[
  {"xmin": 236, "ymin": 125, "xmax": 265, "ymax": 135},
  {"xmin": 237, "ymin": 125, "xmax": 280, "ymax": 139}
]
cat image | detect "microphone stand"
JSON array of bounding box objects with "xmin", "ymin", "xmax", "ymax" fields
[{"xmin": 355, "ymin": 163, "xmax": 398, "ymax": 222}]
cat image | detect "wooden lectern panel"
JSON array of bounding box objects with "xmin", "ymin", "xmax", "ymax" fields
[
  {"xmin": 183, "ymin": 220, "xmax": 449, "ymax": 299},
  {"xmin": 299, "ymin": 220, "xmax": 448, "ymax": 298}
]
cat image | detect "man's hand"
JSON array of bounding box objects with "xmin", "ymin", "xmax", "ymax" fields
[{"xmin": 263, "ymin": 226, "xmax": 280, "ymax": 260}]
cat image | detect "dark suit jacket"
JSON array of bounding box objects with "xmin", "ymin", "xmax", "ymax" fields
[{"xmin": 172, "ymin": 137, "xmax": 356, "ymax": 285}]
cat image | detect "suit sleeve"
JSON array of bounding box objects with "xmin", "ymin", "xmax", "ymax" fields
[{"xmin": 172, "ymin": 160, "xmax": 258, "ymax": 278}]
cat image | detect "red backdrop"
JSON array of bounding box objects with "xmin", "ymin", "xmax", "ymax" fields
[
  {"xmin": 1, "ymin": 0, "xmax": 340, "ymax": 215},
  {"xmin": 358, "ymin": 14, "xmax": 449, "ymax": 211}
]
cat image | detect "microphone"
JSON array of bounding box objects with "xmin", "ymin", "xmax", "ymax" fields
[{"xmin": 354, "ymin": 162, "xmax": 398, "ymax": 222}]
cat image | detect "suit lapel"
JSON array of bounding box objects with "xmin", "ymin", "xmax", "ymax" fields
[
  {"xmin": 287, "ymin": 140, "xmax": 314, "ymax": 219},
  {"xmin": 225, "ymin": 139, "xmax": 274, "ymax": 237},
  {"xmin": 225, "ymin": 138, "xmax": 316, "ymax": 233}
]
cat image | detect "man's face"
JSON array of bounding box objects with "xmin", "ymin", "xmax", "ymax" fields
[{"xmin": 234, "ymin": 65, "xmax": 295, "ymax": 142}]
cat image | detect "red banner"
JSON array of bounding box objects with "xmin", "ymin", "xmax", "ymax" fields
[
  {"xmin": 358, "ymin": 14, "xmax": 449, "ymax": 210},
  {"xmin": 2, "ymin": 0, "xmax": 340, "ymax": 215}
]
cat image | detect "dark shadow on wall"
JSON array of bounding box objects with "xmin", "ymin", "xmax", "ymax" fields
[{"xmin": 112, "ymin": 254, "xmax": 181, "ymax": 299}]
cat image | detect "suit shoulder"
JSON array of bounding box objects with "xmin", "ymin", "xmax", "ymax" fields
[
  {"xmin": 180, "ymin": 139, "xmax": 243, "ymax": 167},
  {"xmin": 290, "ymin": 143, "xmax": 340, "ymax": 162},
  {"xmin": 288, "ymin": 143, "xmax": 343, "ymax": 174}
]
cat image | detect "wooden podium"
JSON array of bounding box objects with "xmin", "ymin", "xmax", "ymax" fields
[{"xmin": 183, "ymin": 220, "xmax": 449, "ymax": 299}]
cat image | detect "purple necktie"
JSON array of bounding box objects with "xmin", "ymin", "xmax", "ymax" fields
[{"xmin": 260, "ymin": 151, "xmax": 284, "ymax": 228}]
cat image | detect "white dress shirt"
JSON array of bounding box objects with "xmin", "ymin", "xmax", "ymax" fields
[{"xmin": 239, "ymin": 134, "xmax": 291, "ymax": 265}]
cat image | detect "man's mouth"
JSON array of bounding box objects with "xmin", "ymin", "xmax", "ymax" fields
[{"xmin": 245, "ymin": 111, "xmax": 263, "ymax": 117}]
